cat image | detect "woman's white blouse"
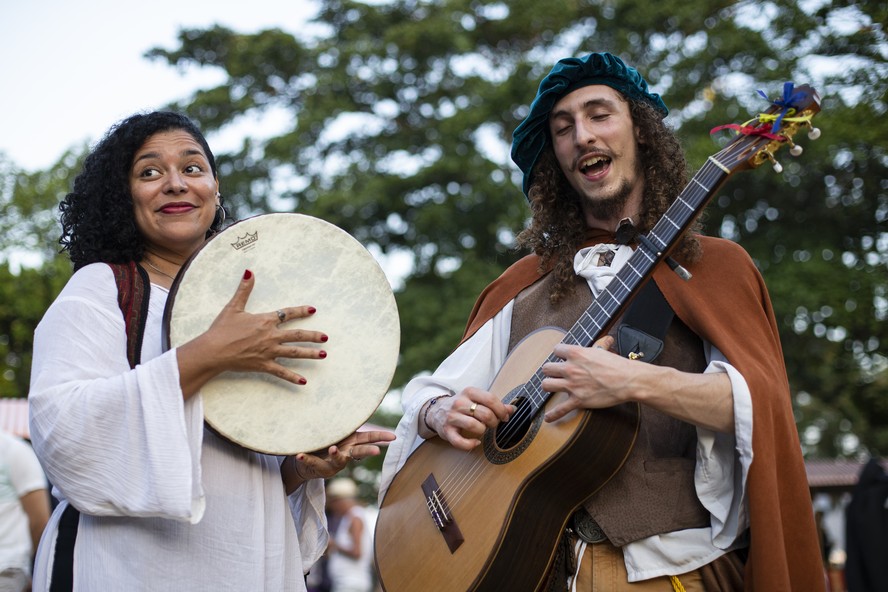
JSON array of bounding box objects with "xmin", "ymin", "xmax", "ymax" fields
[{"xmin": 28, "ymin": 263, "xmax": 327, "ymax": 591}]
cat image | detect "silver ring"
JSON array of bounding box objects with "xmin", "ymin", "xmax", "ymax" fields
[{"xmin": 276, "ymin": 309, "xmax": 286, "ymax": 323}]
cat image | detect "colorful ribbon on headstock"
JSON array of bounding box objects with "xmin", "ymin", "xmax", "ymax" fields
[
  {"xmin": 710, "ymin": 81, "xmax": 814, "ymax": 140},
  {"xmin": 757, "ymin": 82, "xmax": 808, "ymax": 133}
]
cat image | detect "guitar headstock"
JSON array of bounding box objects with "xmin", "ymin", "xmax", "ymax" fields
[{"xmin": 713, "ymin": 83, "xmax": 822, "ymax": 175}]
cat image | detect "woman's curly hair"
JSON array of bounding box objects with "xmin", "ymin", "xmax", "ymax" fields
[
  {"xmin": 516, "ymin": 98, "xmax": 702, "ymax": 303},
  {"xmin": 59, "ymin": 111, "xmax": 221, "ymax": 269}
]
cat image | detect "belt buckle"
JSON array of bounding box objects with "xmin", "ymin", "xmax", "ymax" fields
[{"xmin": 572, "ymin": 508, "xmax": 608, "ymax": 544}]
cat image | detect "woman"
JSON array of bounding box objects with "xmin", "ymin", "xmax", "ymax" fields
[{"xmin": 27, "ymin": 111, "xmax": 394, "ymax": 591}]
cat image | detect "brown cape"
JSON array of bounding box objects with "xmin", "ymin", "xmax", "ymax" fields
[{"xmin": 460, "ymin": 235, "xmax": 824, "ymax": 592}]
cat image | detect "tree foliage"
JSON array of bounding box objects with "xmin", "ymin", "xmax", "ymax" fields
[
  {"xmin": 0, "ymin": 152, "xmax": 81, "ymax": 398},
  {"xmin": 2, "ymin": 0, "xmax": 885, "ymax": 462}
]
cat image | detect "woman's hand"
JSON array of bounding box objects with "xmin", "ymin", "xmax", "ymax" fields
[
  {"xmin": 176, "ymin": 269, "xmax": 329, "ymax": 398},
  {"xmin": 281, "ymin": 430, "xmax": 396, "ymax": 494}
]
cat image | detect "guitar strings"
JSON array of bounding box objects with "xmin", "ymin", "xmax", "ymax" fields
[
  {"xmin": 433, "ymin": 164, "xmax": 730, "ymax": 513},
  {"xmin": 435, "ymin": 296, "xmax": 614, "ymax": 502},
  {"xmin": 436, "ymin": 164, "xmax": 723, "ymax": 510},
  {"xmin": 434, "ymin": 274, "xmax": 635, "ymax": 509},
  {"xmin": 473, "ymin": 158, "xmax": 729, "ymax": 455},
  {"xmin": 437, "ymin": 239, "xmax": 676, "ymax": 510}
]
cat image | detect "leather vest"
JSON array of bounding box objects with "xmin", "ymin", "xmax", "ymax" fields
[{"xmin": 508, "ymin": 273, "xmax": 710, "ymax": 546}]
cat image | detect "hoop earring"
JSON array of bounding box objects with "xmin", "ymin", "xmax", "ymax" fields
[{"xmin": 213, "ymin": 204, "xmax": 227, "ymax": 227}]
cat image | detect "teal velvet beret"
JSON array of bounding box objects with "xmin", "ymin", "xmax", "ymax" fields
[{"xmin": 510, "ymin": 52, "xmax": 668, "ymax": 196}]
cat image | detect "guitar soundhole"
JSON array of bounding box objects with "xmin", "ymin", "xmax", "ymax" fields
[{"xmin": 482, "ymin": 392, "xmax": 543, "ymax": 465}]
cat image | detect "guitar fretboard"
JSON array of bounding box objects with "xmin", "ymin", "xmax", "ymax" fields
[{"xmin": 520, "ymin": 156, "xmax": 732, "ymax": 412}]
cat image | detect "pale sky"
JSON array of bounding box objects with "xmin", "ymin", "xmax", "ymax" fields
[
  {"xmin": 0, "ymin": 0, "xmax": 317, "ymax": 171},
  {"xmin": 0, "ymin": 0, "xmax": 424, "ymax": 283}
]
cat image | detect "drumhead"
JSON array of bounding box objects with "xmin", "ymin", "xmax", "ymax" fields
[{"xmin": 163, "ymin": 213, "xmax": 400, "ymax": 455}]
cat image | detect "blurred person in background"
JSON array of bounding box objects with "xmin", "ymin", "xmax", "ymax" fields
[
  {"xmin": 1, "ymin": 430, "xmax": 50, "ymax": 592},
  {"xmin": 325, "ymin": 478, "xmax": 374, "ymax": 592}
]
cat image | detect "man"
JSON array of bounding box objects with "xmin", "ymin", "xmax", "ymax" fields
[
  {"xmin": 379, "ymin": 52, "xmax": 824, "ymax": 590},
  {"xmin": 1, "ymin": 430, "xmax": 51, "ymax": 592}
]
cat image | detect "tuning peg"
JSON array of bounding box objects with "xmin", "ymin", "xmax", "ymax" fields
[
  {"xmin": 808, "ymin": 126, "xmax": 821, "ymax": 140},
  {"xmin": 784, "ymin": 136, "xmax": 804, "ymax": 156},
  {"xmin": 667, "ymin": 257, "xmax": 692, "ymax": 281},
  {"xmin": 765, "ymin": 151, "xmax": 784, "ymax": 173}
]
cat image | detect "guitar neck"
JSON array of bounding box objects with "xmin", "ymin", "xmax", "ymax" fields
[
  {"xmin": 518, "ymin": 83, "xmax": 823, "ymax": 413},
  {"xmin": 521, "ymin": 157, "xmax": 732, "ymax": 409}
]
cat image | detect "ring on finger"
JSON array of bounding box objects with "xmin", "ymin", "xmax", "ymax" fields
[
  {"xmin": 469, "ymin": 402, "xmax": 478, "ymax": 416},
  {"xmin": 276, "ymin": 309, "xmax": 286, "ymax": 323}
]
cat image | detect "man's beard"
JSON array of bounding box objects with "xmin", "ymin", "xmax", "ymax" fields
[{"xmin": 580, "ymin": 178, "xmax": 634, "ymax": 221}]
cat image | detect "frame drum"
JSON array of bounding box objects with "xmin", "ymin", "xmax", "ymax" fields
[{"xmin": 163, "ymin": 213, "xmax": 400, "ymax": 455}]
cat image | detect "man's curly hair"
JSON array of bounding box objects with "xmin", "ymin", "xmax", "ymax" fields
[
  {"xmin": 59, "ymin": 111, "xmax": 221, "ymax": 269},
  {"xmin": 516, "ymin": 98, "xmax": 702, "ymax": 303}
]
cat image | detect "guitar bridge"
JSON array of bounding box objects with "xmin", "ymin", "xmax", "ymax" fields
[{"xmin": 422, "ymin": 474, "xmax": 464, "ymax": 553}]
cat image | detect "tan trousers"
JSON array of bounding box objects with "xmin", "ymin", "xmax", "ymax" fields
[{"xmin": 572, "ymin": 542, "xmax": 705, "ymax": 592}]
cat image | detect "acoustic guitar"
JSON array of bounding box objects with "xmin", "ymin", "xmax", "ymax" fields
[{"xmin": 375, "ymin": 84, "xmax": 821, "ymax": 592}]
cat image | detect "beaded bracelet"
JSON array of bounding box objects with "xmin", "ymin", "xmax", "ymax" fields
[{"xmin": 422, "ymin": 393, "xmax": 453, "ymax": 434}]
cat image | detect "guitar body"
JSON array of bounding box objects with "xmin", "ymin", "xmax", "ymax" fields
[{"xmin": 375, "ymin": 328, "xmax": 640, "ymax": 591}]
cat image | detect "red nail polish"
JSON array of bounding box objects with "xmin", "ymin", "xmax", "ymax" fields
[
  {"xmin": 308, "ymin": 306, "xmax": 317, "ymax": 314},
  {"xmin": 298, "ymin": 378, "xmax": 307, "ymax": 385},
  {"xmin": 243, "ymin": 269, "xmax": 253, "ymax": 280},
  {"xmin": 318, "ymin": 351, "xmax": 327, "ymax": 359},
  {"xmin": 320, "ymin": 334, "xmax": 328, "ymax": 343}
]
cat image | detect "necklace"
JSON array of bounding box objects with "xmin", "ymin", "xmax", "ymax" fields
[{"xmin": 143, "ymin": 258, "xmax": 176, "ymax": 281}]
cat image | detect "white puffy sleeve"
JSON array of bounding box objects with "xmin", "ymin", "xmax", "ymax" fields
[
  {"xmin": 28, "ymin": 264, "xmax": 205, "ymax": 522},
  {"xmin": 378, "ymin": 301, "xmax": 514, "ymax": 501}
]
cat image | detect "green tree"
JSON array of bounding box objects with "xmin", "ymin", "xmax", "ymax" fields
[
  {"xmin": 0, "ymin": 152, "xmax": 79, "ymax": 398},
  {"xmin": 0, "ymin": 257, "xmax": 71, "ymax": 399},
  {"xmin": 144, "ymin": 0, "xmax": 885, "ymax": 458},
  {"xmin": 2, "ymin": 0, "xmax": 885, "ymax": 463}
]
